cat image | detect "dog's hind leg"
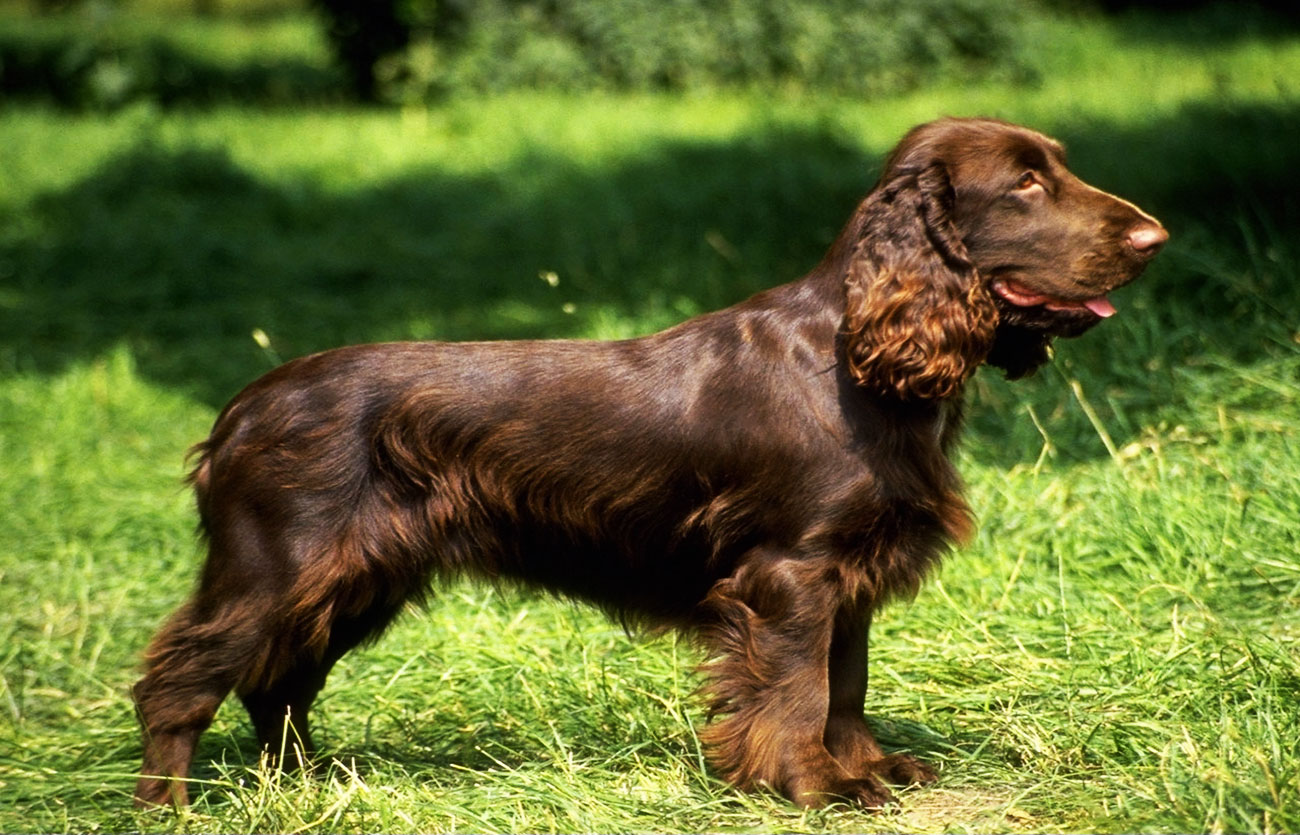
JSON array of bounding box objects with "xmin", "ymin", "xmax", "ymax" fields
[
  {"xmin": 235, "ymin": 600, "xmax": 407, "ymax": 769},
  {"xmin": 133, "ymin": 595, "xmax": 273, "ymax": 807}
]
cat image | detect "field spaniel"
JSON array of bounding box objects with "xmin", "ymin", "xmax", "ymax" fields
[{"xmin": 133, "ymin": 117, "xmax": 1166, "ymax": 808}]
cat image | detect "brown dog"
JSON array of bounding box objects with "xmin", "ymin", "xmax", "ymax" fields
[{"xmin": 133, "ymin": 117, "xmax": 1165, "ymax": 808}]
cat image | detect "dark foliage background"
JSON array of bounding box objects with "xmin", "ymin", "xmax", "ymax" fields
[
  {"xmin": 3, "ymin": 0, "xmax": 1042, "ymax": 105},
  {"xmin": 333, "ymin": 0, "xmax": 1038, "ymax": 101}
]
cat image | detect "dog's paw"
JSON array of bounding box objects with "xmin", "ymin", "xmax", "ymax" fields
[
  {"xmin": 787, "ymin": 773, "xmax": 898, "ymax": 809},
  {"xmin": 872, "ymin": 752, "xmax": 938, "ymax": 786},
  {"xmin": 832, "ymin": 774, "xmax": 900, "ymax": 809}
]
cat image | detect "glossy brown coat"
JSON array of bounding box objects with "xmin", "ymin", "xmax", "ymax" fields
[{"xmin": 133, "ymin": 118, "xmax": 1165, "ymax": 808}]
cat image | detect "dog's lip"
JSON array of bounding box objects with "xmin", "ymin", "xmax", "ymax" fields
[{"xmin": 991, "ymin": 278, "xmax": 1116, "ymax": 318}]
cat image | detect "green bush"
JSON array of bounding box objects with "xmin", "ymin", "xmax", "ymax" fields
[
  {"xmin": 4, "ymin": 0, "xmax": 1042, "ymax": 105},
  {"xmin": 340, "ymin": 0, "xmax": 1039, "ymax": 101}
]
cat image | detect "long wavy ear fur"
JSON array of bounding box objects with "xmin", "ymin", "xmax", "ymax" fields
[{"xmin": 842, "ymin": 163, "xmax": 997, "ymax": 401}]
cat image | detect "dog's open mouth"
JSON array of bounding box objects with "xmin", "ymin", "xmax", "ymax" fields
[{"xmin": 991, "ymin": 278, "xmax": 1116, "ymax": 318}]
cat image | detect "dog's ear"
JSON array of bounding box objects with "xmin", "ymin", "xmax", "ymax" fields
[{"xmin": 841, "ymin": 163, "xmax": 997, "ymax": 401}]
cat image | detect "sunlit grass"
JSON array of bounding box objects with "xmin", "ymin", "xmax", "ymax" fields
[{"xmin": 1, "ymin": 4, "xmax": 1298, "ymax": 833}]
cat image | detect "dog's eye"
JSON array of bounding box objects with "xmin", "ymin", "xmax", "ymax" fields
[{"xmin": 1014, "ymin": 171, "xmax": 1042, "ymax": 192}]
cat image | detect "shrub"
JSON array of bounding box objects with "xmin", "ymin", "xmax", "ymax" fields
[{"xmin": 318, "ymin": 0, "xmax": 1039, "ymax": 101}]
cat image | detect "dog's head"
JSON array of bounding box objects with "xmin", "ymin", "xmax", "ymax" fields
[{"xmin": 842, "ymin": 117, "xmax": 1167, "ymax": 397}]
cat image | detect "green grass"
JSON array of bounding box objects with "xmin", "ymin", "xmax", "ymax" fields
[{"xmin": 2, "ymin": 5, "xmax": 1299, "ymax": 833}]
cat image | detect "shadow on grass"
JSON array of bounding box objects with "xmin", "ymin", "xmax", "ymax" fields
[
  {"xmin": 0, "ymin": 34, "xmax": 343, "ymax": 109},
  {"xmin": 0, "ymin": 124, "xmax": 871, "ymax": 405},
  {"xmin": 180, "ymin": 708, "xmax": 971, "ymax": 813},
  {"xmin": 2, "ymin": 99, "xmax": 1297, "ymax": 460}
]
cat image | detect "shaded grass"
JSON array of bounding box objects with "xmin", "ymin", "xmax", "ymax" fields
[
  {"xmin": 0, "ymin": 1, "xmax": 339, "ymax": 108},
  {"xmin": 2, "ymin": 6, "xmax": 1299, "ymax": 833}
]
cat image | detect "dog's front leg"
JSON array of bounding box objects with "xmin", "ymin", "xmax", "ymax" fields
[
  {"xmin": 698, "ymin": 553, "xmax": 896, "ymax": 808},
  {"xmin": 824, "ymin": 605, "xmax": 938, "ymax": 788}
]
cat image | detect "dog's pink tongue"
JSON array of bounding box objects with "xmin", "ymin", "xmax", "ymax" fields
[{"xmin": 1085, "ymin": 296, "xmax": 1116, "ymax": 318}]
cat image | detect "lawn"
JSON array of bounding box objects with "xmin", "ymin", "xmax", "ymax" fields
[{"xmin": 1, "ymin": 4, "xmax": 1298, "ymax": 833}]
